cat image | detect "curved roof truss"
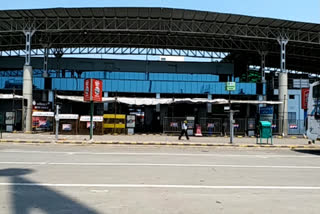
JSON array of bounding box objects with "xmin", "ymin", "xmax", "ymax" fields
[{"xmin": 0, "ymin": 7, "xmax": 319, "ymax": 73}]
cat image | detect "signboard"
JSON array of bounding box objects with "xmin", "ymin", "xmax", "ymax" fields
[
  {"xmin": 32, "ymin": 111, "xmax": 54, "ymax": 117},
  {"xmin": 226, "ymin": 82, "xmax": 236, "ymax": 91},
  {"xmin": 293, "ymin": 79, "xmax": 309, "ymax": 88},
  {"xmin": 186, "ymin": 117, "xmax": 195, "ymax": 129},
  {"xmin": 5, "ymin": 112, "xmax": 15, "ymax": 125},
  {"xmin": 272, "ymin": 124, "xmax": 277, "ymax": 129},
  {"xmin": 289, "ymin": 124, "xmax": 298, "ymax": 129},
  {"xmin": 233, "ymin": 124, "xmax": 239, "ymax": 128},
  {"xmin": 126, "ymin": 115, "xmax": 136, "ymax": 128},
  {"xmin": 207, "ymin": 123, "xmax": 214, "ymax": 128},
  {"xmin": 80, "ymin": 116, "xmax": 103, "ymax": 122},
  {"xmin": 301, "ymin": 88, "xmax": 309, "ymax": 110},
  {"xmin": 248, "ymin": 118, "xmax": 255, "ymax": 130},
  {"xmin": 32, "ymin": 117, "xmax": 52, "ymax": 130},
  {"xmin": 58, "ymin": 114, "xmax": 79, "ymax": 120},
  {"xmin": 62, "ymin": 124, "xmax": 72, "ymax": 131},
  {"xmin": 170, "ymin": 122, "xmax": 178, "ymax": 128},
  {"xmin": 86, "ymin": 122, "xmax": 95, "ymax": 129},
  {"xmin": 33, "ymin": 101, "xmax": 52, "ymax": 110},
  {"xmin": 84, "ymin": 79, "xmax": 103, "ymax": 102},
  {"xmin": 260, "ymin": 106, "xmax": 273, "ymax": 122}
]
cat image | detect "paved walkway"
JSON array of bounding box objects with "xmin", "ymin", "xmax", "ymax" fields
[{"xmin": 0, "ymin": 132, "xmax": 317, "ymax": 148}]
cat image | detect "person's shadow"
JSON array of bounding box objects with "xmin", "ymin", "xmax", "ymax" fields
[{"xmin": 0, "ymin": 168, "xmax": 101, "ymax": 214}]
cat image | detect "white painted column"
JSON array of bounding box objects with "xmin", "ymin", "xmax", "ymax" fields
[
  {"xmin": 104, "ymin": 92, "xmax": 109, "ymax": 112},
  {"xmin": 207, "ymin": 94, "xmax": 212, "ymax": 113},
  {"xmin": 156, "ymin": 93, "xmax": 160, "ymax": 112},
  {"xmin": 23, "ymin": 65, "xmax": 33, "ymax": 133},
  {"xmin": 22, "ymin": 29, "xmax": 35, "ymax": 133},
  {"xmin": 278, "ymin": 37, "xmax": 289, "ymax": 136}
]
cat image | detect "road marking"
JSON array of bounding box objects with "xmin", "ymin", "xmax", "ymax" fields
[
  {"xmin": 0, "ymin": 183, "xmax": 320, "ymax": 190},
  {"xmin": 0, "ymin": 162, "xmax": 48, "ymax": 165},
  {"xmin": 0, "ymin": 150, "xmax": 318, "ymax": 158},
  {"xmin": 1, "ymin": 161, "xmax": 320, "ymax": 169},
  {"xmin": 90, "ymin": 189, "xmax": 109, "ymax": 193}
]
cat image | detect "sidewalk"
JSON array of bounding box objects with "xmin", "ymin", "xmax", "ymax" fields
[{"xmin": 0, "ymin": 132, "xmax": 318, "ymax": 148}]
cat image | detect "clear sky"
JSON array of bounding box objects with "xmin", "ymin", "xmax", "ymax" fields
[{"xmin": 1, "ymin": 0, "xmax": 319, "ymax": 23}]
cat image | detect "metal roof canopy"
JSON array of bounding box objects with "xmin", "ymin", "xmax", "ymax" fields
[{"xmin": 0, "ymin": 7, "xmax": 319, "ymax": 73}]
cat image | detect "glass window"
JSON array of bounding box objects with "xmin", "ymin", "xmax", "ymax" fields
[
  {"xmin": 288, "ymin": 112, "xmax": 296, "ymax": 123},
  {"xmin": 313, "ymin": 84, "xmax": 320, "ymax": 98}
]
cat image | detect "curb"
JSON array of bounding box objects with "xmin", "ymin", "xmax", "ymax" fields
[
  {"xmin": 0, "ymin": 139, "xmax": 52, "ymax": 144},
  {"xmin": 0, "ymin": 139, "xmax": 319, "ymax": 149}
]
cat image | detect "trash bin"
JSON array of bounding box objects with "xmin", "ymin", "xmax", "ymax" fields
[{"xmin": 256, "ymin": 121, "xmax": 273, "ymax": 144}]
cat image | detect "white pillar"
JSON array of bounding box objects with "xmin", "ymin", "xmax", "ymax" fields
[
  {"xmin": 23, "ymin": 65, "xmax": 33, "ymax": 133},
  {"xmin": 103, "ymin": 92, "xmax": 109, "ymax": 112},
  {"xmin": 207, "ymin": 94, "xmax": 212, "ymax": 113},
  {"xmin": 279, "ymin": 72, "xmax": 288, "ymax": 136},
  {"xmin": 22, "ymin": 29, "xmax": 35, "ymax": 133},
  {"xmin": 278, "ymin": 37, "xmax": 289, "ymax": 136},
  {"xmin": 156, "ymin": 93, "xmax": 160, "ymax": 112}
]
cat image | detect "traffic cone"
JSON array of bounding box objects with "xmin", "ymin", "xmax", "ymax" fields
[{"xmin": 195, "ymin": 124, "xmax": 202, "ymax": 137}]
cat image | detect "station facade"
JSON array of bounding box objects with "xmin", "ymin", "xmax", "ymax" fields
[{"xmin": 0, "ymin": 7, "xmax": 319, "ymax": 136}]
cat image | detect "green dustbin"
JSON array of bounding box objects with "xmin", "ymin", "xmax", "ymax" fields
[{"xmin": 257, "ymin": 121, "xmax": 273, "ymax": 144}]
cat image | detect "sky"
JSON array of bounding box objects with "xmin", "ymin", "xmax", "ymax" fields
[{"xmin": 1, "ymin": 0, "xmax": 320, "ymax": 23}]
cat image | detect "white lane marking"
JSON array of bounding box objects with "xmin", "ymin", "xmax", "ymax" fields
[
  {"xmin": 0, "ymin": 162, "xmax": 47, "ymax": 165},
  {"xmin": 90, "ymin": 189, "xmax": 109, "ymax": 193},
  {"xmin": 0, "ymin": 150, "xmax": 316, "ymax": 158},
  {"xmin": 0, "ymin": 183, "xmax": 320, "ymax": 190},
  {"xmin": 1, "ymin": 161, "xmax": 320, "ymax": 169}
]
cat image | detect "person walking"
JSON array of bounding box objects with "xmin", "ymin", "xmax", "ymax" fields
[{"xmin": 179, "ymin": 120, "xmax": 189, "ymax": 140}]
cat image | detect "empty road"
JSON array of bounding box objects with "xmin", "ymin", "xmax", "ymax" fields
[{"xmin": 0, "ymin": 143, "xmax": 319, "ymax": 214}]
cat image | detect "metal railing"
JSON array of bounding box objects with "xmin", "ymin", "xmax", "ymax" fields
[{"xmin": 163, "ymin": 117, "xmax": 307, "ymax": 136}]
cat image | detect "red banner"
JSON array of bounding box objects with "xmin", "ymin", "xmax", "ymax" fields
[
  {"xmin": 301, "ymin": 88, "xmax": 309, "ymax": 110},
  {"xmin": 84, "ymin": 79, "xmax": 103, "ymax": 102}
]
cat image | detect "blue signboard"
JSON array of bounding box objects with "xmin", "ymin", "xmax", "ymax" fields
[
  {"xmin": 260, "ymin": 107, "xmax": 274, "ymax": 115},
  {"xmin": 260, "ymin": 106, "xmax": 273, "ymax": 122}
]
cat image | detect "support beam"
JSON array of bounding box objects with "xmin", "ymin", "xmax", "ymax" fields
[
  {"xmin": 23, "ymin": 30, "xmax": 35, "ymax": 66},
  {"xmin": 277, "ymin": 37, "xmax": 289, "ymax": 136}
]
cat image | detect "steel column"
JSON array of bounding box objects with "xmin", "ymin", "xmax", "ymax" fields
[{"xmin": 23, "ymin": 30, "xmax": 35, "ymax": 66}]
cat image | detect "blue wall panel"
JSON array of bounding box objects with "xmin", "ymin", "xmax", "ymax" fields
[
  {"xmin": 0, "ymin": 70, "xmax": 255, "ymax": 95},
  {"xmin": 47, "ymin": 78, "xmax": 258, "ymax": 95}
]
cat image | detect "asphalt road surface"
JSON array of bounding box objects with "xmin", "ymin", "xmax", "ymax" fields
[{"xmin": 0, "ymin": 144, "xmax": 320, "ymax": 214}]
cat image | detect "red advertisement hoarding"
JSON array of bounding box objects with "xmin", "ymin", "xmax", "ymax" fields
[
  {"xmin": 84, "ymin": 79, "xmax": 103, "ymax": 102},
  {"xmin": 301, "ymin": 88, "xmax": 309, "ymax": 110}
]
